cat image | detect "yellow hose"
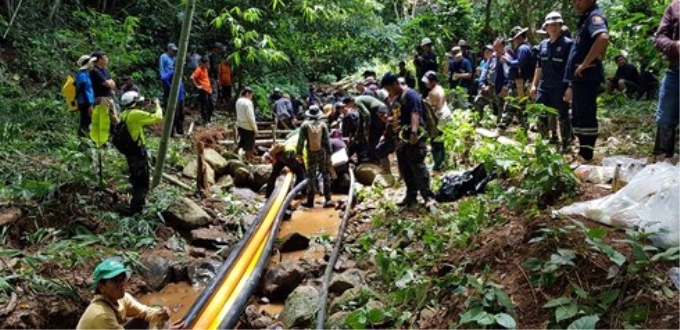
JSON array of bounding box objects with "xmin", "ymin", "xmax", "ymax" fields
[{"xmin": 191, "ymin": 173, "xmax": 292, "ymax": 329}]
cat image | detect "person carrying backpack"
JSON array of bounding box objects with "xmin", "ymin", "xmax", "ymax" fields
[
  {"xmin": 75, "ymin": 55, "xmax": 96, "ymax": 137},
  {"xmin": 296, "ymin": 105, "xmax": 335, "ymax": 208},
  {"xmin": 115, "ymin": 92, "xmax": 163, "ymax": 214}
]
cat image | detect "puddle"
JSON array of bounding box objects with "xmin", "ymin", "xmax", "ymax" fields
[
  {"xmin": 279, "ymin": 200, "xmax": 342, "ymax": 238},
  {"xmin": 257, "ymin": 303, "xmax": 285, "ymax": 318},
  {"xmin": 138, "ymin": 282, "xmax": 204, "ymax": 322}
]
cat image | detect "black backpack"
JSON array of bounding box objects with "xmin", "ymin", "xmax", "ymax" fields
[{"xmin": 111, "ymin": 119, "xmax": 140, "ymax": 155}]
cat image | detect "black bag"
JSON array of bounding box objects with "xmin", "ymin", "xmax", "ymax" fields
[
  {"xmin": 435, "ymin": 164, "xmax": 494, "ymax": 203},
  {"xmin": 111, "ymin": 120, "xmax": 140, "ymax": 155}
]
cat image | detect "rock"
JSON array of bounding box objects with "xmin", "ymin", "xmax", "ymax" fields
[
  {"xmin": 365, "ymin": 300, "xmax": 385, "ymax": 310},
  {"xmin": 232, "ymin": 187, "xmax": 260, "ymax": 202},
  {"xmin": 221, "ymin": 151, "xmax": 240, "ymax": 160},
  {"xmin": 262, "ymin": 261, "xmax": 306, "ymax": 300},
  {"xmin": 300, "ymin": 258, "xmax": 328, "ymax": 278},
  {"xmin": 329, "ymin": 286, "xmax": 376, "ymax": 314},
  {"xmin": 182, "ymin": 159, "xmax": 215, "ymax": 184},
  {"xmin": 374, "ymin": 173, "xmax": 396, "ymax": 188},
  {"xmin": 280, "ymin": 285, "xmax": 321, "ymax": 328},
  {"xmin": 252, "ymin": 316, "xmax": 274, "ymax": 329},
  {"xmin": 215, "ymin": 175, "xmax": 234, "ymax": 190},
  {"xmin": 329, "ymin": 269, "xmax": 365, "ymax": 294},
  {"xmin": 225, "ymin": 159, "xmax": 253, "ymax": 187},
  {"xmin": 170, "ymin": 261, "xmax": 188, "ymax": 282},
  {"xmin": 190, "ymin": 226, "xmax": 238, "ymax": 249},
  {"xmin": 138, "ymin": 256, "xmax": 171, "ymax": 291},
  {"xmin": 204, "ymin": 148, "xmax": 229, "ymax": 174},
  {"xmin": 278, "ymin": 232, "xmax": 310, "ymax": 253},
  {"xmin": 242, "ymin": 214, "xmax": 257, "ymax": 229},
  {"xmin": 333, "ymin": 256, "xmax": 356, "ymax": 272},
  {"xmin": 187, "ymin": 260, "xmax": 222, "ymax": 286},
  {"xmin": 355, "ymin": 163, "xmax": 382, "ymax": 186},
  {"xmin": 164, "ymin": 236, "xmax": 185, "ymax": 252},
  {"xmin": 325, "ymin": 311, "xmax": 350, "ymax": 329},
  {"xmin": 0, "ymin": 207, "xmax": 23, "ymax": 226},
  {"xmin": 251, "ymin": 164, "xmax": 273, "ymax": 192},
  {"xmin": 189, "ymin": 246, "xmax": 207, "ymax": 258},
  {"xmin": 162, "ymin": 197, "xmax": 212, "ymax": 230},
  {"xmin": 266, "ymin": 322, "xmax": 284, "ymax": 330}
]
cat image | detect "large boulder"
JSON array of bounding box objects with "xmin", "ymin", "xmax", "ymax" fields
[
  {"xmin": 262, "ymin": 261, "xmax": 306, "ymax": 300},
  {"xmin": 138, "ymin": 256, "xmax": 171, "ymax": 291},
  {"xmin": 231, "ymin": 187, "xmax": 260, "ymax": 202},
  {"xmin": 190, "ymin": 226, "xmax": 239, "ymax": 249},
  {"xmin": 215, "ymin": 175, "xmax": 234, "ymax": 190},
  {"xmin": 162, "ymin": 197, "xmax": 212, "ymax": 230},
  {"xmin": 220, "ymin": 151, "xmax": 240, "ymax": 160},
  {"xmin": 278, "ymin": 232, "xmax": 310, "ymax": 253},
  {"xmin": 354, "ymin": 163, "xmax": 382, "ymax": 186},
  {"xmin": 328, "ymin": 269, "xmax": 365, "ymax": 294},
  {"xmin": 325, "ymin": 311, "xmax": 350, "ymax": 330},
  {"xmin": 225, "ymin": 159, "xmax": 252, "ymax": 187},
  {"xmin": 204, "ymin": 148, "xmax": 229, "ymax": 174},
  {"xmin": 329, "ymin": 286, "xmax": 377, "ymax": 314},
  {"xmin": 251, "ymin": 164, "xmax": 273, "ymax": 192},
  {"xmin": 187, "ymin": 260, "xmax": 222, "ymax": 286},
  {"xmin": 182, "ymin": 159, "xmax": 215, "ymax": 185},
  {"xmin": 280, "ymin": 285, "xmax": 321, "ymax": 328}
]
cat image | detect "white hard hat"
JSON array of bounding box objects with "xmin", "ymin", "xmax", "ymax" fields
[
  {"xmin": 544, "ymin": 11, "xmax": 564, "ymax": 25},
  {"xmin": 420, "ymin": 37, "xmax": 432, "ymax": 46},
  {"xmin": 120, "ymin": 91, "xmax": 144, "ymax": 107}
]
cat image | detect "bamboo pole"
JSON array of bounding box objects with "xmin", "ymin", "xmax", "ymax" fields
[{"xmin": 151, "ymin": 0, "xmax": 196, "ymax": 189}]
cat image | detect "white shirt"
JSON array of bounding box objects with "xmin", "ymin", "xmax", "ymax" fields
[{"xmin": 235, "ymin": 97, "xmax": 257, "ymax": 131}]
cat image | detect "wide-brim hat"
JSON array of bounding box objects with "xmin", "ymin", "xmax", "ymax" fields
[
  {"xmin": 510, "ymin": 26, "xmax": 529, "ymax": 40},
  {"xmin": 543, "ymin": 11, "xmax": 564, "ymax": 27},
  {"xmin": 78, "ymin": 55, "xmax": 96, "ymax": 70},
  {"xmin": 420, "ymin": 37, "xmax": 432, "ymax": 46}
]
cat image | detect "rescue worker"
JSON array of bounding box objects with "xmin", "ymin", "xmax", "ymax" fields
[
  {"xmin": 234, "ymin": 87, "xmax": 258, "ymax": 162},
  {"xmin": 651, "ymin": 0, "xmax": 679, "ymax": 161},
  {"xmin": 263, "ymin": 131, "xmax": 306, "ymax": 198},
  {"xmin": 476, "ymin": 38, "xmax": 511, "ymax": 119},
  {"xmin": 160, "ymin": 69, "xmax": 186, "ymax": 137},
  {"xmin": 397, "ymin": 61, "xmax": 417, "ymax": 88},
  {"xmin": 75, "ymin": 55, "xmax": 96, "ymax": 137},
  {"xmin": 563, "ymin": 0, "xmax": 610, "ymax": 162},
  {"xmin": 191, "ymin": 57, "xmax": 214, "ymax": 125},
  {"xmin": 158, "ymin": 43, "xmax": 177, "ymax": 78},
  {"xmin": 380, "ymin": 72, "xmax": 435, "ymax": 207},
  {"xmin": 530, "ymin": 11, "xmax": 574, "ymax": 152},
  {"xmin": 347, "ymin": 94, "xmax": 387, "ymax": 163},
  {"xmin": 296, "ymin": 106, "xmax": 335, "ymax": 208},
  {"xmin": 606, "ymin": 53, "xmax": 641, "ymax": 98},
  {"xmin": 444, "ymin": 47, "xmax": 473, "ymax": 91},
  {"xmin": 337, "ymin": 100, "xmax": 366, "ymax": 163},
  {"xmin": 116, "ymin": 92, "xmax": 162, "ymax": 214},
  {"xmin": 422, "ymin": 71, "xmax": 452, "ymax": 171},
  {"xmin": 499, "ymin": 26, "xmax": 535, "ymax": 130},
  {"xmin": 415, "ymin": 37, "xmax": 438, "ymax": 97},
  {"xmin": 458, "ymin": 39, "xmax": 478, "ymax": 97},
  {"xmin": 274, "ymin": 93, "xmax": 295, "ymax": 130},
  {"xmin": 77, "ymin": 259, "xmax": 183, "ymax": 329},
  {"xmin": 218, "ymin": 57, "xmax": 234, "ymax": 109}
]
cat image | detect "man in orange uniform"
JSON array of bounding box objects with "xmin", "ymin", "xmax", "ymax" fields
[
  {"xmin": 191, "ymin": 57, "xmax": 214, "ymax": 124},
  {"xmin": 218, "ymin": 57, "xmax": 234, "ymax": 111}
]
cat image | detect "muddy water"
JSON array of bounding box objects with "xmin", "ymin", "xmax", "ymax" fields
[
  {"xmin": 138, "ymin": 197, "xmax": 344, "ymax": 322},
  {"xmin": 138, "ymin": 282, "xmax": 203, "ymax": 322}
]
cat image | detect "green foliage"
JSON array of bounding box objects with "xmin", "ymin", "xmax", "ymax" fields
[{"xmin": 458, "ymin": 275, "xmax": 516, "ymax": 329}]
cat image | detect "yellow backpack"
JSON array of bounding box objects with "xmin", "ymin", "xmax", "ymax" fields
[{"xmin": 61, "ymin": 75, "xmax": 78, "ymax": 112}]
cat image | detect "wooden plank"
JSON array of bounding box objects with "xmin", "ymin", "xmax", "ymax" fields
[{"xmin": 219, "ymin": 139, "xmax": 276, "ymax": 146}]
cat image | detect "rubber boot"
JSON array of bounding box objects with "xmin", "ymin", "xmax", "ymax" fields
[
  {"xmin": 301, "ymin": 194, "xmax": 314, "ymax": 208},
  {"xmin": 397, "ymin": 192, "xmax": 417, "ymax": 207},
  {"xmin": 559, "ymin": 119, "xmax": 573, "ymax": 153},
  {"xmin": 537, "ymin": 115, "xmax": 550, "ymax": 139},
  {"xmin": 578, "ymin": 135, "xmax": 596, "ymax": 161},
  {"xmin": 653, "ymin": 125, "xmax": 677, "ymax": 158}
]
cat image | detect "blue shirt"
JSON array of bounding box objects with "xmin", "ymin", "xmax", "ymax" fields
[
  {"xmin": 159, "ymin": 53, "xmax": 175, "ymax": 78},
  {"xmin": 161, "ymin": 70, "xmax": 185, "ymax": 102},
  {"xmin": 75, "ymin": 70, "xmax": 94, "ymax": 107},
  {"xmin": 565, "ymin": 5, "xmax": 608, "ymax": 83},
  {"xmin": 395, "ymin": 88, "xmax": 424, "ymax": 127},
  {"xmin": 537, "ymin": 36, "xmax": 573, "ymax": 90},
  {"xmin": 448, "ymin": 57, "xmax": 473, "ymax": 87},
  {"xmin": 508, "ymin": 43, "xmax": 535, "ymax": 81}
]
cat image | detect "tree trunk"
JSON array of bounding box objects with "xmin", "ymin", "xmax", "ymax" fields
[
  {"xmin": 151, "ymin": 0, "xmax": 196, "ymax": 189},
  {"xmin": 483, "ymin": 0, "xmax": 494, "ymax": 38}
]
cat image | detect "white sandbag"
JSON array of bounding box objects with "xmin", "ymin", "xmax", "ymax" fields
[
  {"xmin": 557, "ymin": 162, "xmax": 679, "ymax": 248},
  {"xmin": 331, "ymin": 148, "xmax": 349, "ymax": 166}
]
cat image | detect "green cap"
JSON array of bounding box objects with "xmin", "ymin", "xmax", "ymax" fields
[{"xmin": 93, "ymin": 259, "xmax": 128, "ymax": 286}]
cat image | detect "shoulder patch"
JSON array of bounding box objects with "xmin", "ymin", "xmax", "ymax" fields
[{"xmin": 591, "ymin": 15, "xmax": 604, "ymax": 25}]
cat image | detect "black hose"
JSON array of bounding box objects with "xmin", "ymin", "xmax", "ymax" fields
[
  {"xmin": 182, "ymin": 178, "xmax": 286, "ymax": 327},
  {"xmin": 316, "ymin": 165, "xmax": 356, "ymax": 329},
  {"xmin": 217, "ymin": 179, "xmax": 309, "ymax": 329}
]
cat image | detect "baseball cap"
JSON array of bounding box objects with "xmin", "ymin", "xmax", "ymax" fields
[
  {"xmin": 380, "ymin": 72, "xmax": 399, "ymax": 88},
  {"xmin": 93, "ymin": 259, "xmax": 128, "ymax": 287},
  {"xmin": 91, "ymin": 50, "xmax": 107, "ymax": 61},
  {"xmin": 421, "ymin": 70, "xmax": 438, "ymax": 84},
  {"xmin": 483, "ymin": 44, "xmax": 493, "ymax": 52},
  {"xmin": 420, "ymin": 37, "xmax": 432, "ymax": 46},
  {"xmin": 167, "ymin": 43, "xmax": 178, "ymax": 50}
]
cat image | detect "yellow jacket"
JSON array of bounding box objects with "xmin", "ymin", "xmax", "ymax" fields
[
  {"xmin": 119, "ymin": 104, "xmax": 163, "ymax": 146},
  {"xmin": 76, "ymin": 293, "xmax": 165, "ymax": 329}
]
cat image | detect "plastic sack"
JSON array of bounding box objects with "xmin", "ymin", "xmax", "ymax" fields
[
  {"xmin": 574, "ymin": 165, "xmax": 616, "ymax": 184},
  {"xmin": 557, "ymin": 162, "xmax": 679, "ymax": 248},
  {"xmin": 601, "ymin": 155, "xmax": 647, "ymax": 183},
  {"xmin": 331, "ymin": 148, "xmax": 349, "ymax": 166},
  {"xmin": 435, "ymin": 164, "xmax": 493, "ymax": 203}
]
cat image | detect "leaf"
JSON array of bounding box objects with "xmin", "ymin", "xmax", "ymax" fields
[
  {"xmin": 543, "ymin": 297, "xmax": 572, "ymax": 308},
  {"xmin": 494, "ymin": 288, "xmax": 515, "ymax": 311},
  {"xmin": 494, "ymin": 313, "xmax": 517, "ymax": 329},
  {"xmin": 475, "ymin": 311, "xmax": 496, "ymax": 326},
  {"xmin": 600, "ymin": 289, "xmax": 620, "ymax": 307},
  {"xmin": 550, "ymin": 250, "xmax": 576, "ymax": 267},
  {"xmin": 587, "ymin": 227, "xmax": 607, "ymax": 239},
  {"xmin": 567, "ymin": 315, "xmax": 600, "ymax": 330},
  {"xmin": 651, "ymin": 246, "xmax": 680, "ymax": 261},
  {"xmin": 523, "ymin": 258, "xmax": 542, "ymax": 271},
  {"xmin": 89, "ymin": 104, "xmax": 110, "ymax": 148},
  {"xmin": 555, "ymin": 302, "xmax": 578, "ymax": 323},
  {"xmin": 459, "ymin": 306, "xmax": 483, "ymax": 324}
]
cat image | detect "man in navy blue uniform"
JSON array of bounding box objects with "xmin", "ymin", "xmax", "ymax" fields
[
  {"xmin": 499, "ymin": 26, "xmax": 535, "ymax": 129},
  {"xmin": 530, "ymin": 11, "xmax": 574, "ymax": 152},
  {"xmin": 380, "ymin": 72, "xmax": 435, "ymax": 208},
  {"xmin": 563, "ymin": 0, "xmax": 609, "ymax": 162}
]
